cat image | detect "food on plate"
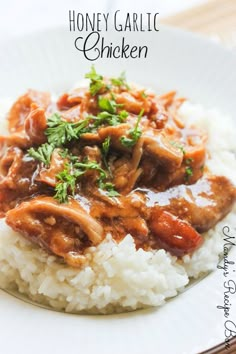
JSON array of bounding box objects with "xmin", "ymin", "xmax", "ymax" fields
[{"xmin": 0, "ymin": 67, "xmax": 235, "ymax": 313}]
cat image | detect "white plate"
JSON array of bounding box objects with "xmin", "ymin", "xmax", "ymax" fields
[{"xmin": 0, "ymin": 25, "xmax": 236, "ymax": 354}]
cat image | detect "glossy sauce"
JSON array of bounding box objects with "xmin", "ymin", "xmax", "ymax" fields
[{"xmin": 0, "ymin": 83, "xmax": 235, "ymax": 267}]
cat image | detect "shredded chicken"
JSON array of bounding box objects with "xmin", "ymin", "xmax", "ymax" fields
[
  {"xmin": 6, "ymin": 196, "xmax": 104, "ymax": 266},
  {"xmin": 0, "ymin": 71, "xmax": 235, "ymax": 267},
  {"xmin": 8, "ymin": 90, "xmax": 51, "ymax": 132}
]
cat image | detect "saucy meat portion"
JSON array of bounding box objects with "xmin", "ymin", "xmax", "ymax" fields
[
  {"xmin": 1, "ymin": 67, "xmax": 235, "ymax": 266},
  {"xmin": 6, "ymin": 197, "xmax": 103, "ymax": 266}
]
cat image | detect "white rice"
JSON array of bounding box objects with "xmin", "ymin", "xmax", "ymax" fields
[{"xmin": 0, "ymin": 98, "xmax": 235, "ymax": 314}]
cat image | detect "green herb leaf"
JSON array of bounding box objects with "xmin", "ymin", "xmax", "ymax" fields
[
  {"xmin": 102, "ymin": 136, "xmax": 111, "ymax": 157},
  {"xmin": 28, "ymin": 143, "xmax": 54, "ymax": 166},
  {"xmin": 73, "ymin": 160, "xmax": 119, "ymax": 198},
  {"xmin": 185, "ymin": 157, "xmax": 194, "ymax": 165},
  {"xmin": 107, "ymin": 189, "xmax": 120, "ymax": 197},
  {"xmin": 90, "ymin": 81, "xmax": 105, "ymax": 96},
  {"xmin": 54, "ymin": 181, "xmax": 70, "ymax": 203},
  {"xmin": 103, "ymin": 182, "xmax": 120, "ymax": 197},
  {"xmin": 185, "ymin": 166, "xmax": 193, "ymax": 181},
  {"xmin": 111, "ymin": 71, "xmax": 130, "ymax": 90},
  {"xmin": 141, "ymin": 91, "xmax": 147, "ymax": 98},
  {"xmin": 54, "ymin": 157, "xmax": 120, "ymax": 203},
  {"xmin": 119, "ymin": 110, "xmax": 129, "ymax": 120},
  {"xmin": 98, "ymin": 96, "xmax": 117, "ymax": 114},
  {"xmin": 169, "ymin": 141, "xmax": 186, "ymax": 155},
  {"xmin": 45, "ymin": 113, "xmax": 89, "ymax": 147},
  {"xmin": 98, "ymin": 179, "xmax": 119, "ymax": 197},
  {"xmin": 101, "ymin": 136, "xmax": 111, "ymax": 172},
  {"xmin": 55, "ymin": 164, "xmax": 76, "ymax": 203},
  {"xmin": 85, "ymin": 65, "xmax": 106, "ymax": 96},
  {"xmin": 85, "ymin": 65, "xmax": 103, "ymax": 82},
  {"xmin": 120, "ymin": 109, "xmax": 144, "ymax": 148},
  {"xmin": 54, "ymin": 160, "xmax": 102, "ymax": 203},
  {"xmin": 74, "ymin": 161, "xmax": 106, "ymax": 179},
  {"xmin": 59, "ymin": 148, "xmax": 70, "ymax": 159},
  {"xmin": 89, "ymin": 109, "xmax": 128, "ymax": 128},
  {"xmin": 120, "ymin": 136, "xmax": 135, "ymax": 148}
]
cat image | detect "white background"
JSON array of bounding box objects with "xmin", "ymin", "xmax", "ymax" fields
[{"xmin": 0, "ymin": 0, "xmax": 207, "ymax": 40}]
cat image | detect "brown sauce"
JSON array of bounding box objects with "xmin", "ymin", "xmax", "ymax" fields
[{"xmin": 1, "ymin": 74, "xmax": 235, "ymax": 267}]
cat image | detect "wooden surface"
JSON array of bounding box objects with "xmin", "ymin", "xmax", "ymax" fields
[{"xmin": 161, "ymin": 0, "xmax": 236, "ymax": 47}]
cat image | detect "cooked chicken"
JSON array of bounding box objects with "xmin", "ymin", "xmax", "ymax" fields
[
  {"xmin": 24, "ymin": 106, "xmax": 47, "ymax": 145},
  {"xmin": 0, "ymin": 69, "xmax": 235, "ymax": 266},
  {"xmin": 0, "ymin": 147, "xmax": 39, "ymax": 215},
  {"xmin": 38, "ymin": 149, "xmax": 67, "ymax": 187},
  {"xmin": 145, "ymin": 175, "xmax": 236, "ymax": 232},
  {"xmin": 6, "ymin": 196, "xmax": 104, "ymax": 266},
  {"xmin": 6, "ymin": 173, "xmax": 234, "ymax": 262},
  {"xmin": 8, "ymin": 90, "xmax": 51, "ymax": 132}
]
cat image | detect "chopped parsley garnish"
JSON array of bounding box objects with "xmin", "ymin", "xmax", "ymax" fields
[
  {"xmin": 184, "ymin": 157, "xmax": 195, "ymax": 181},
  {"xmin": 185, "ymin": 157, "xmax": 194, "ymax": 165},
  {"xmin": 28, "ymin": 143, "xmax": 54, "ymax": 166},
  {"xmin": 169, "ymin": 141, "xmax": 186, "ymax": 155},
  {"xmin": 28, "ymin": 108, "xmax": 128, "ymax": 167},
  {"xmin": 98, "ymin": 96, "xmax": 123, "ymax": 114},
  {"xmin": 45, "ymin": 113, "xmax": 90, "ymax": 147},
  {"xmin": 59, "ymin": 148, "xmax": 70, "ymax": 159},
  {"xmin": 90, "ymin": 110, "xmax": 128, "ymax": 127},
  {"xmin": 85, "ymin": 65, "xmax": 107, "ymax": 96},
  {"xmin": 98, "ymin": 96, "xmax": 116, "ymax": 114},
  {"xmin": 101, "ymin": 136, "xmax": 111, "ymax": 171},
  {"xmin": 141, "ymin": 91, "xmax": 147, "ymax": 98},
  {"xmin": 185, "ymin": 166, "xmax": 193, "ymax": 181},
  {"xmin": 45, "ymin": 109, "xmax": 128, "ymax": 150},
  {"xmin": 85, "ymin": 67, "xmax": 131, "ymax": 95},
  {"xmin": 55, "ymin": 158, "xmax": 119, "ymax": 203},
  {"xmin": 99, "ymin": 181, "xmax": 120, "ymax": 197},
  {"xmin": 28, "ymin": 67, "xmax": 138, "ymax": 203},
  {"xmin": 111, "ymin": 71, "xmax": 130, "ymax": 90},
  {"xmin": 55, "ymin": 164, "xmax": 77, "ymax": 203},
  {"xmin": 102, "ymin": 136, "xmax": 111, "ymax": 157},
  {"xmin": 120, "ymin": 109, "xmax": 144, "ymax": 147}
]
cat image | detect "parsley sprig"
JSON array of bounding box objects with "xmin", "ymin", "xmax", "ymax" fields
[
  {"xmin": 98, "ymin": 181, "xmax": 119, "ymax": 197},
  {"xmin": 46, "ymin": 113, "xmax": 90, "ymax": 147},
  {"xmin": 185, "ymin": 166, "xmax": 193, "ymax": 181},
  {"xmin": 101, "ymin": 136, "xmax": 111, "ymax": 172},
  {"xmin": 120, "ymin": 109, "xmax": 144, "ymax": 147},
  {"xmin": 169, "ymin": 142, "xmax": 195, "ymax": 181},
  {"xmin": 85, "ymin": 66, "xmax": 130, "ymax": 96},
  {"xmin": 28, "ymin": 143, "xmax": 54, "ymax": 167},
  {"xmin": 141, "ymin": 91, "xmax": 147, "ymax": 98},
  {"xmin": 28, "ymin": 66, "xmax": 136, "ymax": 203},
  {"xmin": 98, "ymin": 96, "xmax": 123, "ymax": 114},
  {"xmin": 55, "ymin": 164, "xmax": 76, "ymax": 203},
  {"xmin": 55, "ymin": 156, "xmax": 118, "ymax": 203},
  {"xmin": 85, "ymin": 66, "xmax": 108, "ymax": 96},
  {"xmin": 28, "ymin": 108, "xmax": 128, "ymax": 169},
  {"xmin": 111, "ymin": 71, "xmax": 130, "ymax": 90},
  {"xmin": 169, "ymin": 141, "xmax": 186, "ymax": 155},
  {"xmin": 184, "ymin": 157, "xmax": 194, "ymax": 181},
  {"xmin": 90, "ymin": 110, "xmax": 128, "ymax": 128},
  {"xmin": 28, "ymin": 113, "xmax": 90, "ymax": 166}
]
